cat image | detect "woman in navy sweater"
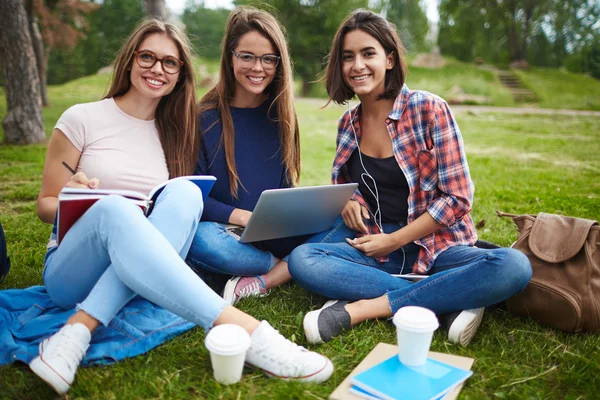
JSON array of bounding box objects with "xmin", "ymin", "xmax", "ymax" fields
[{"xmin": 186, "ymin": 7, "xmax": 302, "ymax": 305}]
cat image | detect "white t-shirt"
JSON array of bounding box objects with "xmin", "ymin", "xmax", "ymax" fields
[{"xmin": 55, "ymin": 98, "xmax": 169, "ymax": 195}]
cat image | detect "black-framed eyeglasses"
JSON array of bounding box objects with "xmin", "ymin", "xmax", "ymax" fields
[
  {"xmin": 231, "ymin": 50, "xmax": 280, "ymax": 71},
  {"xmin": 134, "ymin": 50, "xmax": 184, "ymax": 74}
]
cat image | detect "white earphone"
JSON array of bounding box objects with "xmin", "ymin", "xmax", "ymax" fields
[
  {"xmin": 348, "ymin": 102, "xmax": 383, "ymax": 232},
  {"xmin": 348, "ymin": 102, "xmax": 407, "ymax": 274}
]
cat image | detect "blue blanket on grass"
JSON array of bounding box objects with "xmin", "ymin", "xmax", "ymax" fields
[{"xmin": 0, "ymin": 286, "xmax": 195, "ymax": 366}]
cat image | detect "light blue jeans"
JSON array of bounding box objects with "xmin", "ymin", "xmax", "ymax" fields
[
  {"xmin": 43, "ymin": 180, "xmax": 227, "ymax": 330},
  {"xmin": 288, "ymin": 217, "xmax": 532, "ymax": 315}
]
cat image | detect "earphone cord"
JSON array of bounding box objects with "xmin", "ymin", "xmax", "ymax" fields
[
  {"xmin": 348, "ymin": 102, "xmax": 406, "ymax": 273},
  {"xmin": 348, "ymin": 103, "xmax": 383, "ymax": 233}
]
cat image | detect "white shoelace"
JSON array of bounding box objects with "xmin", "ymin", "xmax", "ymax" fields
[
  {"xmin": 238, "ymin": 279, "xmax": 261, "ymax": 297},
  {"xmin": 254, "ymin": 329, "xmax": 312, "ymax": 374},
  {"xmin": 44, "ymin": 330, "xmax": 87, "ymax": 373}
]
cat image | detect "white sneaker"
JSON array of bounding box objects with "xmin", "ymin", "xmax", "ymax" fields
[
  {"xmin": 444, "ymin": 307, "xmax": 485, "ymax": 346},
  {"xmin": 29, "ymin": 323, "xmax": 91, "ymax": 395},
  {"xmin": 246, "ymin": 321, "xmax": 334, "ymax": 383}
]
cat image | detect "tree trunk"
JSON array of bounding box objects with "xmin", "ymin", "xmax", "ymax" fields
[
  {"xmin": 146, "ymin": 0, "xmax": 167, "ymax": 21},
  {"xmin": 301, "ymin": 79, "xmax": 312, "ymax": 97},
  {"xmin": 0, "ymin": 0, "xmax": 45, "ymax": 144},
  {"xmin": 24, "ymin": 0, "xmax": 49, "ymax": 107},
  {"xmin": 30, "ymin": 20, "xmax": 49, "ymax": 107}
]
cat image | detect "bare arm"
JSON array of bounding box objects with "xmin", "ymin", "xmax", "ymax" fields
[{"xmin": 36, "ymin": 129, "xmax": 97, "ymax": 224}]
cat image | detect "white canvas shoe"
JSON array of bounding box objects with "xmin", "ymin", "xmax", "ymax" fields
[
  {"xmin": 245, "ymin": 321, "xmax": 334, "ymax": 383},
  {"xmin": 29, "ymin": 323, "xmax": 91, "ymax": 395},
  {"xmin": 444, "ymin": 307, "xmax": 485, "ymax": 346}
]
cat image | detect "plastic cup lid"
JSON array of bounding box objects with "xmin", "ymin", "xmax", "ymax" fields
[
  {"xmin": 205, "ymin": 324, "xmax": 251, "ymax": 356},
  {"xmin": 392, "ymin": 306, "xmax": 439, "ymax": 333}
]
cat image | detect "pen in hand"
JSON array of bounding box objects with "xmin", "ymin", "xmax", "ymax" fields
[
  {"xmin": 62, "ymin": 161, "xmax": 98, "ymax": 188},
  {"xmin": 62, "ymin": 161, "xmax": 76, "ymax": 175}
]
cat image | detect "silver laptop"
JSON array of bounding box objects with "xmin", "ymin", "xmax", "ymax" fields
[{"xmin": 226, "ymin": 183, "xmax": 358, "ymax": 243}]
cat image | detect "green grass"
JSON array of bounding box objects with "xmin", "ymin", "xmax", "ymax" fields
[
  {"xmin": 514, "ymin": 68, "xmax": 600, "ymax": 111},
  {"xmin": 1, "ymin": 75, "xmax": 600, "ymax": 399}
]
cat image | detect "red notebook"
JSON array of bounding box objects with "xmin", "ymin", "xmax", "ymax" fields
[{"xmin": 56, "ymin": 175, "xmax": 216, "ymax": 244}]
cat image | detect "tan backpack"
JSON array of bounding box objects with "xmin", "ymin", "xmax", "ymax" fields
[{"xmin": 497, "ymin": 211, "xmax": 600, "ymax": 332}]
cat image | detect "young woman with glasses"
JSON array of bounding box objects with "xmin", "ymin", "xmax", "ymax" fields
[
  {"xmin": 287, "ymin": 9, "xmax": 532, "ymax": 347},
  {"xmin": 29, "ymin": 19, "xmax": 332, "ymax": 395},
  {"xmin": 186, "ymin": 7, "xmax": 305, "ymax": 306}
]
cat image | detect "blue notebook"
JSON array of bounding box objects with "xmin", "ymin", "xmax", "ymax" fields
[
  {"xmin": 350, "ymin": 355, "xmax": 473, "ymax": 400},
  {"xmin": 349, "ymin": 385, "xmax": 449, "ymax": 400}
]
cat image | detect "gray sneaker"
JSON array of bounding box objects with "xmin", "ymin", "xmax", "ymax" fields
[
  {"xmin": 441, "ymin": 307, "xmax": 485, "ymax": 346},
  {"xmin": 303, "ymin": 300, "xmax": 351, "ymax": 344}
]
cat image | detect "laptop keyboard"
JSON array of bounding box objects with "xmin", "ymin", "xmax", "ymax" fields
[{"xmin": 225, "ymin": 226, "xmax": 245, "ymax": 240}]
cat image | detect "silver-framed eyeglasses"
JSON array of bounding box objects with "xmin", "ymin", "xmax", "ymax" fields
[
  {"xmin": 231, "ymin": 50, "xmax": 280, "ymax": 70},
  {"xmin": 134, "ymin": 50, "xmax": 184, "ymax": 74}
]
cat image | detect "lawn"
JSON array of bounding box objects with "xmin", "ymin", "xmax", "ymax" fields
[{"xmin": 1, "ymin": 76, "xmax": 600, "ymax": 399}]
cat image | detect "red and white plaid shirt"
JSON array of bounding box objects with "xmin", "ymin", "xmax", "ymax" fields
[{"xmin": 332, "ymin": 85, "xmax": 477, "ymax": 273}]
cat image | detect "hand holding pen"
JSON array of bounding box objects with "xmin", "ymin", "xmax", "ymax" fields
[{"xmin": 62, "ymin": 161, "xmax": 99, "ymax": 189}]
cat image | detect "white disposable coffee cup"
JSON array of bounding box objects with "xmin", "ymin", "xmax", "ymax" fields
[
  {"xmin": 392, "ymin": 306, "xmax": 439, "ymax": 366},
  {"xmin": 204, "ymin": 324, "xmax": 251, "ymax": 385}
]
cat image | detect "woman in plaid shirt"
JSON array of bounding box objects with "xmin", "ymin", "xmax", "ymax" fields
[{"xmin": 288, "ymin": 10, "xmax": 532, "ymax": 347}]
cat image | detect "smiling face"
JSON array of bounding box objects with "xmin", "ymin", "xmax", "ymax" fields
[
  {"xmin": 231, "ymin": 30, "xmax": 277, "ymax": 107},
  {"xmin": 342, "ymin": 29, "xmax": 394, "ymax": 99},
  {"xmin": 129, "ymin": 33, "xmax": 181, "ymax": 101}
]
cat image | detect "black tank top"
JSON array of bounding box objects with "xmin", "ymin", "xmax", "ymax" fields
[{"xmin": 347, "ymin": 150, "xmax": 409, "ymax": 224}]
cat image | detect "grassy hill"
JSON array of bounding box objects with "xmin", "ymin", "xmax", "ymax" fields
[
  {"xmin": 515, "ymin": 68, "xmax": 600, "ymax": 111},
  {"xmin": 299, "ymin": 57, "xmax": 600, "ymax": 110}
]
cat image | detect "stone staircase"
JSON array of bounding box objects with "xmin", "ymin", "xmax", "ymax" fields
[{"xmin": 496, "ymin": 70, "xmax": 539, "ymax": 104}]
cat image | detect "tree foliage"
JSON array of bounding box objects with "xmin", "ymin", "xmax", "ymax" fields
[
  {"xmin": 438, "ymin": 0, "xmax": 600, "ymax": 78},
  {"xmin": 34, "ymin": 0, "xmax": 97, "ymax": 51},
  {"xmin": 46, "ymin": 0, "xmax": 145, "ymax": 84},
  {"xmin": 385, "ymin": 0, "xmax": 430, "ymax": 52},
  {"xmin": 181, "ymin": 5, "xmax": 230, "ymax": 60}
]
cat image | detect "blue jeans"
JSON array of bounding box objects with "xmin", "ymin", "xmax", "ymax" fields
[
  {"xmin": 43, "ymin": 180, "xmax": 227, "ymax": 330},
  {"xmin": 187, "ymin": 222, "xmax": 277, "ymax": 276},
  {"xmin": 288, "ymin": 217, "xmax": 532, "ymax": 315},
  {"xmin": 186, "ymin": 222, "xmax": 312, "ymax": 276}
]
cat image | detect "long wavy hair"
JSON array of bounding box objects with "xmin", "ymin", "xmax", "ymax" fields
[
  {"xmin": 324, "ymin": 9, "xmax": 407, "ymax": 105},
  {"xmin": 104, "ymin": 19, "xmax": 198, "ymax": 178},
  {"xmin": 198, "ymin": 6, "xmax": 300, "ymax": 198}
]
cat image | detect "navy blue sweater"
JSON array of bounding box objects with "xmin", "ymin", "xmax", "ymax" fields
[{"xmin": 195, "ymin": 101, "xmax": 290, "ymax": 223}]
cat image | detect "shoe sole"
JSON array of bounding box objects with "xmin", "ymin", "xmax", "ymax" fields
[
  {"xmin": 303, "ymin": 300, "xmax": 339, "ymax": 345},
  {"xmin": 29, "ymin": 356, "xmax": 70, "ymax": 395},
  {"xmin": 222, "ymin": 277, "xmax": 241, "ymax": 305},
  {"xmin": 251, "ymin": 358, "xmax": 334, "ymax": 383},
  {"xmin": 448, "ymin": 307, "xmax": 485, "ymax": 346}
]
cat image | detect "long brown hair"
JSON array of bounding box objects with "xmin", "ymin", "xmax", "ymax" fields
[
  {"xmin": 104, "ymin": 19, "xmax": 198, "ymax": 178},
  {"xmin": 198, "ymin": 6, "xmax": 300, "ymax": 198},
  {"xmin": 324, "ymin": 9, "xmax": 407, "ymax": 105}
]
